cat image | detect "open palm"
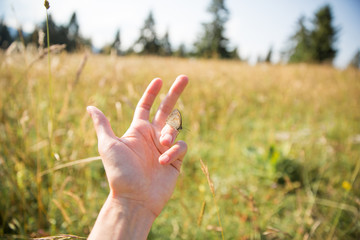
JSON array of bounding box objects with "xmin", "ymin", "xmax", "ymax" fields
[{"xmin": 87, "ymin": 75, "xmax": 188, "ymax": 216}]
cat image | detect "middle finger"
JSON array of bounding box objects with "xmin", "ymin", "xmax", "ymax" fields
[{"xmin": 152, "ymin": 75, "xmax": 188, "ymax": 127}]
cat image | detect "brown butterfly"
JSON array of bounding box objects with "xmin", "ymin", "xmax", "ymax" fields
[{"xmin": 166, "ymin": 109, "xmax": 182, "ymax": 131}]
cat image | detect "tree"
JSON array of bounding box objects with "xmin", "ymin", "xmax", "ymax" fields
[
  {"xmin": 194, "ymin": 0, "xmax": 235, "ymax": 59},
  {"xmin": 265, "ymin": 46, "xmax": 273, "ymax": 63},
  {"xmin": 229, "ymin": 47, "xmax": 240, "ymax": 59},
  {"xmin": 66, "ymin": 12, "xmax": 92, "ymax": 51},
  {"xmin": 159, "ymin": 30, "xmax": 172, "ymax": 56},
  {"xmin": 132, "ymin": 11, "xmax": 161, "ymax": 55},
  {"xmin": 174, "ymin": 43, "xmax": 187, "ymax": 58},
  {"xmin": 310, "ymin": 5, "xmax": 338, "ymax": 63},
  {"xmin": 286, "ymin": 5, "xmax": 338, "ymax": 64},
  {"xmin": 41, "ymin": 14, "xmax": 69, "ymax": 48},
  {"xmin": 26, "ymin": 13, "xmax": 91, "ymax": 52},
  {"xmin": 100, "ymin": 29, "xmax": 121, "ymax": 55},
  {"xmin": 348, "ymin": 49, "xmax": 360, "ymax": 69},
  {"xmin": 111, "ymin": 29, "xmax": 121, "ymax": 55},
  {"xmin": 256, "ymin": 47, "xmax": 272, "ymax": 64},
  {"xmin": 68, "ymin": 12, "xmax": 79, "ymax": 39},
  {"xmin": 67, "ymin": 12, "xmax": 80, "ymax": 51},
  {"xmin": 26, "ymin": 27, "xmax": 41, "ymax": 47},
  {"xmin": 288, "ymin": 16, "xmax": 312, "ymax": 63},
  {"xmin": 0, "ymin": 19, "xmax": 13, "ymax": 49}
]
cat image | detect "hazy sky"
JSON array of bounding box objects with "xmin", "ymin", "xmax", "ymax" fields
[{"xmin": 1, "ymin": 0, "xmax": 359, "ymax": 68}]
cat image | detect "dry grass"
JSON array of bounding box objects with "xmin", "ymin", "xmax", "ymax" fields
[{"xmin": 0, "ymin": 51, "xmax": 359, "ymax": 239}]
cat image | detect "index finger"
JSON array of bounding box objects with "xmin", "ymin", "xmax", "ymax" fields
[
  {"xmin": 152, "ymin": 75, "xmax": 188, "ymax": 127},
  {"xmin": 133, "ymin": 78, "xmax": 163, "ymax": 121}
]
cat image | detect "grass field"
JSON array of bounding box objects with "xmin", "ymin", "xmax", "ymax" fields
[{"xmin": 0, "ymin": 51, "xmax": 359, "ymax": 239}]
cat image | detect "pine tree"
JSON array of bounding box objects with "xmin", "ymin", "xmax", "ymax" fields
[
  {"xmin": 310, "ymin": 5, "xmax": 338, "ymax": 63},
  {"xmin": 288, "ymin": 16, "xmax": 312, "ymax": 63},
  {"xmin": 0, "ymin": 19, "xmax": 13, "ymax": 49},
  {"xmin": 159, "ymin": 31, "xmax": 172, "ymax": 56},
  {"xmin": 348, "ymin": 49, "xmax": 360, "ymax": 69},
  {"xmin": 286, "ymin": 5, "xmax": 338, "ymax": 64},
  {"xmin": 68, "ymin": 12, "xmax": 79, "ymax": 40},
  {"xmin": 265, "ymin": 46, "xmax": 273, "ymax": 63},
  {"xmin": 194, "ymin": 0, "xmax": 234, "ymax": 59},
  {"xmin": 27, "ymin": 27, "xmax": 40, "ymax": 47},
  {"xmin": 33, "ymin": 13, "xmax": 92, "ymax": 52},
  {"xmin": 174, "ymin": 43, "xmax": 187, "ymax": 58},
  {"xmin": 67, "ymin": 12, "xmax": 80, "ymax": 51},
  {"xmin": 42, "ymin": 14, "xmax": 68, "ymax": 48},
  {"xmin": 133, "ymin": 11, "xmax": 161, "ymax": 55},
  {"xmin": 111, "ymin": 29, "xmax": 121, "ymax": 55},
  {"xmin": 100, "ymin": 29, "xmax": 121, "ymax": 55}
]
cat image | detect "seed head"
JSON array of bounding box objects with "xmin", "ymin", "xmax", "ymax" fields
[{"xmin": 44, "ymin": 0, "xmax": 50, "ymax": 9}]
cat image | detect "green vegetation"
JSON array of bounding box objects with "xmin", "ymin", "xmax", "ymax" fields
[
  {"xmin": 194, "ymin": 0, "xmax": 238, "ymax": 59},
  {"xmin": 349, "ymin": 49, "xmax": 360, "ymax": 69},
  {"xmin": 0, "ymin": 51, "xmax": 359, "ymax": 239},
  {"xmin": 286, "ymin": 5, "xmax": 338, "ymax": 64}
]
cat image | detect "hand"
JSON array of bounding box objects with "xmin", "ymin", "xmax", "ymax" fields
[{"xmin": 87, "ymin": 75, "xmax": 188, "ymax": 239}]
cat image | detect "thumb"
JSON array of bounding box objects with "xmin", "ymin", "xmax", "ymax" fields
[{"xmin": 87, "ymin": 106, "xmax": 116, "ymax": 143}]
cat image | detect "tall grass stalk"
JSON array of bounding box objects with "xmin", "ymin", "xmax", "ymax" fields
[
  {"xmin": 35, "ymin": 0, "xmax": 53, "ymax": 230},
  {"xmin": 40, "ymin": 156, "xmax": 101, "ymax": 176},
  {"xmin": 44, "ymin": 0, "xmax": 53, "ymax": 158},
  {"xmin": 200, "ymin": 159, "xmax": 225, "ymax": 240},
  {"xmin": 35, "ymin": 52, "xmax": 43, "ymax": 229}
]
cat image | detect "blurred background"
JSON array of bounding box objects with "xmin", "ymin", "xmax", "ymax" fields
[
  {"xmin": 1, "ymin": 0, "xmax": 360, "ymax": 67},
  {"xmin": 0, "ymin": 0, "xmax": 359, "ymax": 239}
]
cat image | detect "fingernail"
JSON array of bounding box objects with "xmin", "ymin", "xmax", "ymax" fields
[
  {"xmin": 159, "ymin": 154, "xmax": 169, "ymax": 164},
  {"xmin": 86, "ymin": 106, "xmax": 94, "ymax": 115}
]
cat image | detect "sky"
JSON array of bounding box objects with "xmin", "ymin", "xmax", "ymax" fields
[{"xmin": 1, "ymin": 0, "xmax": 359, "ymax": 68}]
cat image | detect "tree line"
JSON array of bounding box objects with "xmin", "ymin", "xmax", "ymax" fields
[
  {"xmin": 0, "ymin": 12, "xmax": 91, "ymax": 52},
  {"xmin": 0, "ymin": 0, "xmax": 359, "ymax": 68}
]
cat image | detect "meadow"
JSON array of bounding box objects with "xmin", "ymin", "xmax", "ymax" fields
[{"xmin": 0, "ymin": 50, "xmax": 359, "ymax": 239}]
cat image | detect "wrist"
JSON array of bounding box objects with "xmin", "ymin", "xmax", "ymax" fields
[{"xmin": 89, "ymin": 195, "xmax": 156, "ymax": 240}]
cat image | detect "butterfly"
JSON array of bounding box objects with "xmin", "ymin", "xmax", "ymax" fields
[{"xmin": 166, "ymin": 109, "xmax": 182, "ymax": 131}]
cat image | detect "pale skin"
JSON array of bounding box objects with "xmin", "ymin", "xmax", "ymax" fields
[{"xmin": 87, "ymin": 75, "xmax": 189, "ymax": 240}]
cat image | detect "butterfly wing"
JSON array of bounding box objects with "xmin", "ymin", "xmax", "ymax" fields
[{"xmin": 166, "ymin": 109, "xmax": 182, "ymax": 131}]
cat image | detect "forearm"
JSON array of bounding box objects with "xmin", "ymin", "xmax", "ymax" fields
[{"xmin": 88, "ymin": 195, "xmax": 156, "ymax": 240}]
